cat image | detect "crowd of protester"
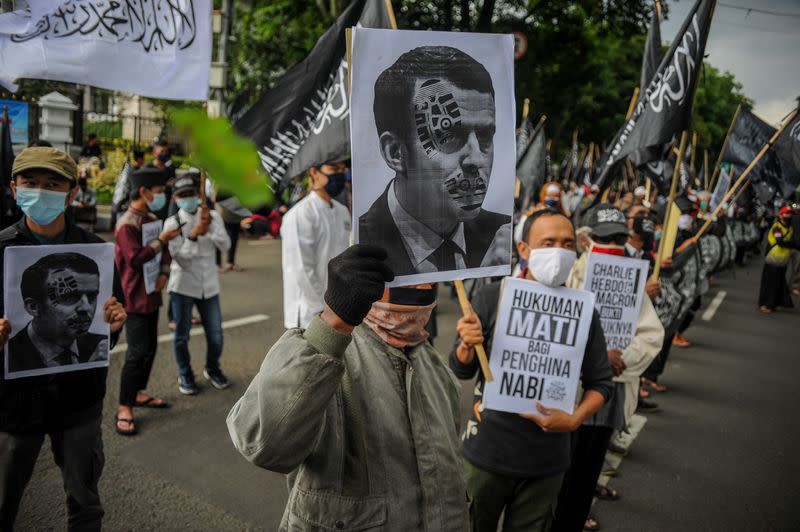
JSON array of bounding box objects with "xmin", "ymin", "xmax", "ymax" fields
[{"xmin": 0, "ymin": 135, "xmax": 797, "ymax": 531}]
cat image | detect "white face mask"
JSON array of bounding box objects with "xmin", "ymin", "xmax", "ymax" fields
[
  {"xmin": 527, "ymin": 247, "xmax": 577, "ymax": 287},
  {"xmin": 678, "ymin": 214, "xmax": 693, "ymax": 231}
]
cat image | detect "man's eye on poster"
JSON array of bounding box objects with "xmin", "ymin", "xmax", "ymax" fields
[
  {"xmin": 350, "ymin": 28, "xmax": 515, "ymax": 286},
  {"xmin": 3, "ymin": 243, "xmax": 115, "ymax": 379}
]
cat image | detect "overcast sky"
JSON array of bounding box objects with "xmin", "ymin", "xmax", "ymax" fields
[{"xmin": 661, "ymin": 0, "xmax": 799, "ymax": 126}]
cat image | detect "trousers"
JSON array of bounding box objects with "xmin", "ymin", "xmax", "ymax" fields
[
  {"xmin": 171, "ymin": 293, "xmax": 224, "ymax": 377},
  {"xmin": 119, "ymin": 310, "xmax": 160, "ymax": 406},
  {"xmin": 0, "ymin": 414, "xmax": 104, "ymax": 532},
  {"xmin": 463, "ymin": 458, "xmax": 564, "ymax": 532},
  {"xmin": 552, "ymin": 425, "xmax": 615, "ymax": 532}
]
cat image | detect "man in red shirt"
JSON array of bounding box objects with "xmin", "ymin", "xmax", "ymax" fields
[{"xmin": 114, "ymin": 167, "xmax": 181, "ymax": 435}]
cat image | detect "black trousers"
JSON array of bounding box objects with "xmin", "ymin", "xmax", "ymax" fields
[
  {"xmin": 119, "ymin": 311, "xmax": 160, "ymax": 406},
  {"xmin": 0, "ymin": 414, "xmax": 104, "ymax": 532},
  {"xmin": 552, "ymin": 425, "xmax": 614, "ymax": 532},
  {"xmin": 225, "ymin": 222, "xmax": 240, "ymax": 265},
  {"xmin": 643, "ymin": 323, "xmax": 678, "ymax": 383}
]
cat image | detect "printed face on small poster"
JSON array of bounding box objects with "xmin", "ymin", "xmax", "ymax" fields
[
  {"xmin": 583, "ymin": 253, "xmax": 648, "ymax": 350},
  {"xmin": 483, "ymin": 277, "xmax": 595, "ymax": 415},
  {"xmin": 350, "ymin": 27, "xmax": 516, "ymax": 286},
  {"xmin": 3, "ymin": 243, "xmax": 115, "ymax": 379}
]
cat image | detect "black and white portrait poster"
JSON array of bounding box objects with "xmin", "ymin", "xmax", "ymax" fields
[
  {"xmin": 350, "ymin": 28, "xmax": 515, "ymax": 286},
  {"xmin": 4, "ymin": 243, "xmax": 114, "ymax": 379}
]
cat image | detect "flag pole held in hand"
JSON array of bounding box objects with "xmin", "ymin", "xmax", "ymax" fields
[
  {"xmin": 695, "ymin": 107, "xmax": 799, "ymax": 240},
  {"xmin": 454, "ymin": 280, "xmax": 493, "ymax": 382},
  {"xmin": 652, "ymin": 130, "xmax": 689, "ymax": 280}
]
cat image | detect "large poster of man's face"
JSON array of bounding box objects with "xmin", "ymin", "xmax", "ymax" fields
[
  {"xmin": 4, "ymin": 243, "xmax": 114, "ymax": 379},
  {"xmin": 351, "ymin": 28, "xmax": 515, "ymax": 286}
]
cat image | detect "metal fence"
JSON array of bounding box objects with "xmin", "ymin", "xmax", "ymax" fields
[{"xmin": 79, "ymin": 111, "xmax": 167, "ymax": 148}]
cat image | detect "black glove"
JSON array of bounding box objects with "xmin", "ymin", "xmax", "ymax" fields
[{"xmin": 324, "ymin": 244, "xmax": 395, "ymax": 326}]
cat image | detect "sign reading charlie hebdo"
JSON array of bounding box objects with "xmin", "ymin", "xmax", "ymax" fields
[
  {"xmin": 483, "ymin": 277, "xmax": 594, "ymax": 415},
  {"xmin": 583, "ymin": 253, "xmax": 648, "ymax": 350}
]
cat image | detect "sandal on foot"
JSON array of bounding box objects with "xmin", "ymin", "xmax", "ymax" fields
[
  {"xmin": 115, "ymin": 417, "xmax": 137, "ymax": 436},
  {"xmin": 642, "ymin": 377, "xmax": 667, "ymax": 393},
  {"xmin": 135, "ymin": 396, "xmax": 170, "ymax": 409},
  {"xmin": 584, "ymin": 517, "xmax": 601, "ymax": 531},
  {"xmin": 595, "ymin": 484, "xmax": 620, "ymax": 501}
]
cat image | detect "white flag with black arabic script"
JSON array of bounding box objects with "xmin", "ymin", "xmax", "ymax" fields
[{"xmin": 0, "ymin": 0, "xmax": 212, "ymax": 101}]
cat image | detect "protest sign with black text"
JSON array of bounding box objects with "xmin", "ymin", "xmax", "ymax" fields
[
  {"xmin": 583, "ymin": 253, "xmax": 648, "ymax": 350},
  {"xmin": 483, "ymin": 277, "xmax": 594, "ymax": 414}
]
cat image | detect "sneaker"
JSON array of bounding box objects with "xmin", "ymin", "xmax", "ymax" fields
[
  {"xmin": 203, "ymin": 368, "xmax": 230, "ymax": 390},
  {"xmin": 178, "ymin": 374, "xmax": 198, "ymax": 395}
]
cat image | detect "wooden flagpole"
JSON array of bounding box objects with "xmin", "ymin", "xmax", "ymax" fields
[
  {"xmin": 690, "ymin": 130, "xmax": 698, "ymax": 174},
  {"xmin": 695, "ymin": 107, "xmax": 799, "ymax": 240},
  {"xmin": 384, "ymin": 0, "xmax": 398, "ymax": 29},
  {"xmin": 454, "ymin": 281, "xmax": 494, "ymax": 381},
  {"xmin": 626, "ymin": 88, "xmax": 640, "ymax": 119},
  {"xmin": 652, "ymin": 130, "xmax": 689, "ymax": 280},
  {"xmin": 522, "ymin": 98, "xmax": 530, "ymax": 120},
  {"xmin": 703, "ymin": 149, "xmax": 709, "ymax": 190},
  {"xmin": 709, "ymin": 103, "xmax": 742, "ymax": 191}
]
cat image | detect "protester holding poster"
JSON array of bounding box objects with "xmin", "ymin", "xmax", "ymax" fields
[
  {"xmin": 556, "ymin": 204, "xmax": 664, "ymax": 532},
  {"xmin": 449, "ymin": 209, "xmax": 612, "ymax": 532},
  {"xmin": 114, "ymin": 167, "xmax": 181, "ymax": 436},
  {"xmin": 351, "ymin": 28, "xmax": 514, "ymax": 286},
  {"xmin": 0, "ymin": 147, "xmax": 126, "ymax": 531},
  {"xmin": 228, "ymin": 245, "xmax": 470, "ymax": 531}
]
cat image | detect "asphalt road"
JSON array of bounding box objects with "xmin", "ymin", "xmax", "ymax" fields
[{"xmin": 13, "ymin": 238, "xmax": 800, "ymax": 531}]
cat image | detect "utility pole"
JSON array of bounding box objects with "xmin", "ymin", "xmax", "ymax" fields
[{"xmin": 209, "ymin": 0, "xmax": 233, "ymax": 118}]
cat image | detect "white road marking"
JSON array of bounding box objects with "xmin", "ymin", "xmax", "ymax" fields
[
  {"xmin": 701, "ymin": 290, "xmax": 727, "ymax": 322},
  {"xmin": 110, "ymin": 314, "xmax": 270, "ymax": 354}
]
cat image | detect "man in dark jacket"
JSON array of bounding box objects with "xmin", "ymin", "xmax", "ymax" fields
[
  {"xmin": 358, "ymin": 46, "xmax": 511, "ymax": 276},
  {"xmin": 450, "ymin": 208, "xmax": 613, "ymax": 532},
  {"xmin": 0, "ymin": 147, "xmax": 126, "ymax": 532}
]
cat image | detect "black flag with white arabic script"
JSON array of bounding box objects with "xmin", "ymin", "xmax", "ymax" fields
[
  {"xmin": 640, "ymin": 4, "xmax": 663, "ymax": 95},
  {"xmin": 234, "ymin": 0, "xmax": 391, "ymax": 185},
  {"xmin": 516, "ymin": 115, "xmax": 534, "ymax": 163},
  {"xmin": 721, "ymin": 106, "xmax": 783, "ymax": 196},
  {"xmin": 769, "ymin": 109, "xmax": 800, "ymax": 198},
  {"xmin": 594, "ymin": 0, "xmax": 716, "ymax": 194},
  {"xmin": 517, "ymin": 119, "xmax": 547, "ymax": 194}
]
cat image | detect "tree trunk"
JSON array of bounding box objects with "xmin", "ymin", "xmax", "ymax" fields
[
  {"xmin": 0, "ymin": 0, "xmax": 15, "ymax": 14},
  {"xmin": 459, "ymin": 0, "xmax": 470, "ymax": 31},
  {"xmin": 476, "ymin": 0, "xmax": 496, "ymax": 32}
]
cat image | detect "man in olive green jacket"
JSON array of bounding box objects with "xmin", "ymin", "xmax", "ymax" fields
[{"xmin": 227, "ymin": 245, "xmax": 470, "ymax": 531}]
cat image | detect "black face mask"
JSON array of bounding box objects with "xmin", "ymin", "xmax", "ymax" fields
[
  {"xmin": 322, "ymin": 171, "xmax": 346, "ymax": 197},
  {"xmin": 632, "ymin": 216, "xmax": 655, "ymax": 251}
]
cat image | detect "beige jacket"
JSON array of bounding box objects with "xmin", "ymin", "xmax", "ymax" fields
[
  {"xmin": 568, "ymin": 252, "xmax": 665, "ymax": 423},
  {"xmin": 227, "ymin": 316, "xmax": 469, "ymax": 531}
]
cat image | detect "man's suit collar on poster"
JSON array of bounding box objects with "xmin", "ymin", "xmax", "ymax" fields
[{"xmin": 387, "ymin": 180, "xmax": 466, "ymax": 268}]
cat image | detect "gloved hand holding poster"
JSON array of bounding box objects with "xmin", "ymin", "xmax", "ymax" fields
[
  {"xmin": 350, "ymin": 27, "xmax": 515, "ymax": 286},
  {"xmin": 483, "ymin": 277, "xmax": 594, "ymax": 415}
]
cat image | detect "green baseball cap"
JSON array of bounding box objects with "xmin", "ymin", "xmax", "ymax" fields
[{"xmin": 11, "ymin": 147, "xmax": 78, "ymax": 184}]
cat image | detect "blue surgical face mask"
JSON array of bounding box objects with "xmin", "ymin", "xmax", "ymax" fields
[
  {"xmin": 146, "ymin": 192, "xmax": 166, "ymax": 212},
  {"xmin": 176, "ymin": 197, "xmax": 200, "ymax": 213},
  {"xmin": 544, "ymin": 197, "xmax": 559, "ymax": 208},
  {"xmin": 16, "ymin": 188, "xmax": 68, "ymax": 225}
]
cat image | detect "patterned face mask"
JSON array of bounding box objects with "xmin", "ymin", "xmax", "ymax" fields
[{"xmin": 363, "ymin": 301, "xmax": 437, "ymax": 349}]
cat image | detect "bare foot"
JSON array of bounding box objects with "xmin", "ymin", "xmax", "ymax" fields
[{"xmin": 759, "ymin": 306, "xmax": 773, "ymax": 313}]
